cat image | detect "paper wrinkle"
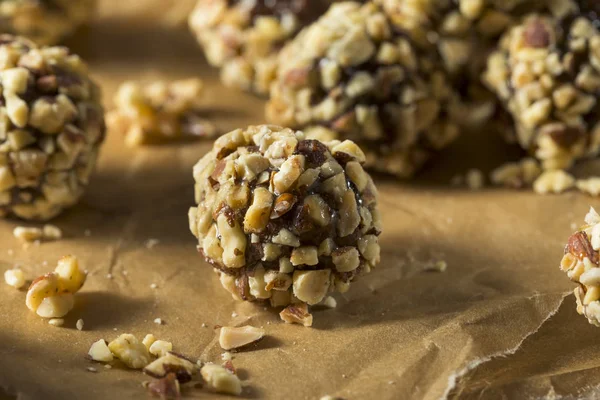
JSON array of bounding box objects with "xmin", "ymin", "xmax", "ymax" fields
[{"xmin": 442, "ymin": 293, "xmax": 568, "ymax": 400}]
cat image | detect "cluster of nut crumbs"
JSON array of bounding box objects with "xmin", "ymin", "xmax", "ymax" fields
[
  {"xmin": 188, "ymin": 0, "xmax": 338, "ymax": 94},
  {"xmin": 188, "ymin": 125, "xmax": 381, "ymax": 326},
  {"xmin": 88, "ymin": 333, "xmax": 245, "ymax": 397},
  {"xmin": 108, "ymin": 78, "xmax": 218, "ymax": 147},
  {"xmin": 25, "ymin": 255, "xmax": 86, "ymax": 319},
  {"xmin": 0, "ymin": 35, "xmax": 106, "ymax": 221},
  {"xmin": 266, "ymin": 2, "xmax": 460, "ymax": 178},
  {"xmin": 0, "ymin": 0, "xmax": 95, "ymax": 45},
  {"xmin": 13, "ymin": 224, "xmax": 62, "ymax": 242},
  {"xmin": 561, "ymin": 208, "xmax": 600, "ymax": 326}
]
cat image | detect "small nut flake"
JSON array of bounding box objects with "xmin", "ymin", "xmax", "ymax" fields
[
  {"xmin": 280, "ymin": 303, "xmax": 313, "ymax": 327},
  {"xmin": 149, "ymin": 340, "xmax": 173, "ymax": 358},
  {"xmin": 219, "ymin": 325, "xmax": 265, "ymax": 350},
  {"xmin": 4, "ymin": 268, "xmax": 25, "ymax": 289},
  {"xmin": 48, "ymin": 318, "xmax": 64, "ymax": 327},
  {"xmin": 200, "ymin": 363, "xmax": 242, "ymax": 396},
  {"xmin": 76, "ymin": 319, "xmax": 84, "ymax": 331},
  {"xmin": 143, "ymin": 352, "xmax": 196, "ymax": 383},
  {"xmin": 108, "ymin": 334, "xmax": 151, "ymax": 369},
  {"xmin": 88, "ymin": 339, "xmax": 114, "ymax": 363}
]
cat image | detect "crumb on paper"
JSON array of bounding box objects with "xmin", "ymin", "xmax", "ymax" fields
[
  {"xmin": 142, "ymin": 334, "xmax": 157, "ymax": 350},
  {"xmin": 231, "ymin": 312, "xmax": 238, "ymax": 318},
  {"xmin": 466, "ymin": 169, "xmax": 485, "ymax": 190},
  {"xmin": 26, "ymin": 255, "xmax": 86, "ymax": 319},
  {"xmin": 150, "ymin": 283, "xmax": 158, "ymax": 289},
  {"xmin": 201, "ymin": 323, "xmax": 207, "ymax": 328},
  {"xmin": 108, "ymin": 334, "xmax": 151, "ymax": 369},
  {"xmin": 322, "ymin": 296, "xmax": 337, "ymax": 308},
  {"xmin": 48, "ymin": 318, "xmax": 64, "ymax": 327},
  {"xmin": 576, "ymin": 177, "xmax": 600, "ymax": 196},
  {"xmin": 490, "ymin": 158, "xmax": 541, "ymax": 188},
  {"xmin": 148, "ymin": 340, "xmax": 173, "ymax": 358},
  {"xmin": 533, "ymin": 170, "xmax": 575, "ymax": 194},
  {"xmin": 144, "ymin": 353, "xmax": 196, "ymax": 382},
  {"xmin": 42, "ymin": 224, "xmax": 62, "ymax": 240},
  {"xmin": 145, "ymin": 373, "xmax": 181, "ymax": 399},
  {"xmin": 104, "ymin": 364, "xmax": 112, "ymax": 369},
  {"xmin": 4, "ymin": 268, "xmax": 25, "ymax": 289},
  {"xmin": 76, "ymin": 319, "xmax": 84, "ymax": 331},
  {"xmin": 219, "ymin": 325, "xmax": 265, "ymax": 350},
  {"xmin": 106, "ymin": 273, "xmax": 113, "ymax": 279},
  {"xmin": 154, "ymin": 318, "xmax": 163, "ymax": 325},
  {"xmin": 200, "ymin": 363, "xmax": 242, "ymax": 396},
  {"xmin": 88, "ymin": 339, "xmax": 114, "ymax": 363},
  {"xmin": 425, "ymin": 260, "xmax": 448, "ymax": 272},
  {"xmin": 280, "ymin": 303, "xmax": 313, "ymax": 327},
  {"xmin": 13, "ymin": 225, "xmax": 62, "ymax": 243},
  {"xmin": 221, "ymin": 352, "xmax": 232, "ymax": 361},
  {"xmin": 145, "ymin": 238, "xmax": 160, "ymax": 249},
  {"xmin": 87, "ymin": 367, "xmax": 98, "ymax": 373}
]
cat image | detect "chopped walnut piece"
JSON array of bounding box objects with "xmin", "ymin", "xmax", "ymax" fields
[
  {"xmin": 149, "ymin": 340, "xmax": 173, "ymax": 358},
  {"xmin": 219, "ymin": 325, "xmax": 265, "ymax": 351},
  {"xmin": 144, "ymin": 352, "xmax": 196, "ymax": 383},
  {"xmin": 108, "ymin": 334, "xmax": 152, "ymax": 369},
  {"xmin": 200, "ymin": 363, "xmax": 242, "ymax": 396},
  {"xmin": 88, "ymin": 339, "xmax": 114, "ymax": 363},
  {"xmin": 48, "ymin": 318, "xmax": 64, "ymax": 327},
  {"xmin": 146, "ymin": 373, "xmax": 181, "ymax": 399},
  {"xmin": 576, "ymin": 178, "xmax": 600, "ymax": 196},
  {"xmin": 4, "ymin": 268, "xmax": 25, "ymax": 289},
  {"xmin": 13, "ymin": 226, "xmax": 43, "ymax": 242},
  {"xmin": 280, "ymin": 303, "xmax": 313, "ymax": 327},
  {"xmin": 533, "ymin": 170, "xmax": 575, "ymax": 194}
]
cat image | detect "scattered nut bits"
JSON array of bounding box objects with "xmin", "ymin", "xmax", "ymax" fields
[
  {"xmin": 279, "ymin": 302, "xmax": 314, "ymax": 327},
  {"xmin": 145, "ymin": 373, "xmax": 181, "ymax": 399},
  {"xmin": 88, "ymin": 339, "xmax": 114, "ymax": 363},
  {"xmin": 25, "ymin": 255, "xmax": 86, "ymax": 318},
  {"xmin": 561, "ymin": 207, "xmax": 600, "ymax": 326},
  {"xmin": 4, "ymin": 268, "xmax": 25, "ymax": 289},
  {"xmin": 266, "ymin": 3, "xmax": 460, "ymax": 178},
  {"xmin": 490, "ymin": 158, "xmax": 541, "ymax": 189},
  {"xmin": 0, "ymin": 0, "xmax": 94, "ymax": 45},
  {"xmin": 576, "ymin": 178, "xmax": 600, "ymax": 197},
  {"xmin": 0, "ymin": 35, "xmax": 105, "ymax": 221},
  {"xmin": 219, "ymin": 326, "xmax": 265, "ymax": 351},
  {"xmin": 188, "ymin": 0, "xmax": 334, "ymax": 94},
  {"xmin": 48, "ymin": 318, "xmax": 64, "ymax": 327},
  {"xmin": 42, "ymin": 224, "xmax": 62, "ymax": 240},
  {"xmin": 200, "ymin": 363, "xmax": 242, "ymax": 396},
  {"xmin": 322, "ymin": 296, "xmax": 337, "ymax": 309},
  {"xmin": 76, "ymin": 318, "xmax": 84, "ymax": 331},
  {"xmin": 108, "ymin": 334, "xmax": 152, "ymax": 369},
  {"xmin": 13, "ymin": 226, "xmax": 43, "ymax": 242},
  {"xmin": 108, "ymin": 78, "xmax": 218, "ymax": 147},
  {"xmin": 533, "ymin": 170, "xmax": 576, "ymax": 194},
  {"xmin": 144, "ymin": 352, "xmax": 197, "ymax": 383},
  {"xmin": 149, "ymin": 340, "xmax": 173, "ymax": 358},
  {"xmin": 143, "ymin": 334, "xmax": 158, "ymax": 350},
  {"xmin": 154, "ymin": 318, "xmax": 163, "ymax": 325},
  {"xmin": 188, "ymin": 125, "xmax": 381, "ymax": 325}
]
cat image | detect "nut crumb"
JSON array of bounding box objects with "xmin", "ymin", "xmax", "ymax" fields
[
  {"xmin": 576, "ymin": 178, "xmax": 600, "ymax": 196},
  {"xmin": 108, "ymin": 334, "xmax": 151, "ymax": 369},
  {"xmin": 144, "ymin": 352, "xmax": 196, "ymax": 383},
  {"xmin": 425, "ymin": 260, "xmax": 448, "ymax": 272},
  {"xmin": 145, "ymin": 239, "xmax": 160, "ymax": 249},
  {"xmin": 145, "ymin": 373, "xmax": 181, "ymax": 398},
  {"xmin": 87, "ymin": 367, "xmax": 98, "ymax": 373},
  {"xmin": 48, "ymin": 318, "xmax": 64, "ymax": 327},
  {"xmin": 104, "ymin": 364, "xmax": 112, "ymax": 369},
  {"xmin": 219, "ymin": 325, "xmax": 265, "ymax": 350},
  {"xmin": 150, "ymin": 283, "xmax": 158, "ymax": 289},
  {"xmin": 106, "ymin": 273, "xmax": 113, "ymax": 279},
  {"xmin": 466, "ymin": 169, "xmax": 485, "ymax": 190},
  {"xmin": 76, "ymin": 319, "xmax": 84, "ymax": 331},
  {"xmin": 533, "ymin": 170, "xmax": 575, "ymax": 194},
  {"xmin": 221, "ymin": 352, "xmax": 232, "ymax": 361},
  {"xmin": 4, "ymin": 268, "xmax": 25, "ymax": 289},
  {"xmin": 148, "ymin": 340, "xmax": 173, "ymax": 358},
  {"xmin": 42, "ymin": 224, "xmax": 62, "ymax": 240},
  {"xmin": 13, "ymin": 226, "xmax": 43, "ymax": 242},
  {"xmin": 231, "ymin": 312, "xmax": 238, "ymax": 318},
  {"xmin": 322, "ymin": 296, "xmax": 337, "ymax": 308},
  {"xmin": 88, "ymin": 339, "xmax": 114, "ymax": 363},
  {"xmin": 200, "ymin": 363, "xmax": 242, "ymax": 396},
  {"xmin": 280, "ymin": 303, "xmax": 313, "ymax": 327},
  {"xmin": 154, "ymin": 318, "xmax": 163, "ymax": 325}
]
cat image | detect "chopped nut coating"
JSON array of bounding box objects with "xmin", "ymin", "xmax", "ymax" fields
[{"xmin": 189, "ymin": 125, "xmax": 381, "ymax": 320}]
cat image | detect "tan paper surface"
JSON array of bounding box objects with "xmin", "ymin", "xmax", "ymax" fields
[{"xmin": 0, "ymin": 1, "xmax": 598, "ymax": 399}]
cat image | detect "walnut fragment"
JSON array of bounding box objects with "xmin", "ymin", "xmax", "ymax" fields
[
  {"xmin": 219, "ymin": 325, "xmax": 265, "ymax": 350},
  {"xmin": 188, "ymin": 125, "xmax": 382, "ymax": 325}
]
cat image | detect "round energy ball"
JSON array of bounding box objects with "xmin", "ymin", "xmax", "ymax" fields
[
  {"xmin": 266, "ymin": 2, "xmax": 459, "ymax": 178},
  {"xmin": 0, "ymin": 35, "xmax": 105, "ymax": 220},
  {"xmin": 0, "ymin": 0, "xmax": 95, "ymax": 45},
  {"xmin": 188, "ymin": 0, "xmax": 336, "ymax": 95},
  {"xmin": 484, "ymin": 10, "xmax": 600, "ymax": 171},
  {"xmin": 188, "ymin": 125, "xmax": 381, "ymax": 313},
  {"xmin": 561, "ymin": 207, "xmax": 600, "ymax": 326}
]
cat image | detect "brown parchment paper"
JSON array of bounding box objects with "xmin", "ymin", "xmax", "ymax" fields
[{"xmin": 0, "ymin": 1, "xmax": 599, "ymax": 399}]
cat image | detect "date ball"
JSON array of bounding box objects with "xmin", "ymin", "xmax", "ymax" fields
[
  {"xmin": 484, "ymin": 10, "xmax": 600, "ymax": 171},
  {"xmin": 189, "ymin": 0, "xmax": 336, "ymax": 95},
  {"xmin": 266, "ymin": 2, "xmax": 460, "ymax": 178},
  {"xmin": 188, "ymin": 125, "xmax": 381, "ymax": 309},
  {"xmin": 0, "ymin": 35, "xmax": 105, "ymax": 220},
  {"xmin": 561, "ymin": 207, "xmax": 600, "ymax": 326},
  {"xmin": 0, "ymin": 0, "xmax": 95, "ymax": 45}
]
